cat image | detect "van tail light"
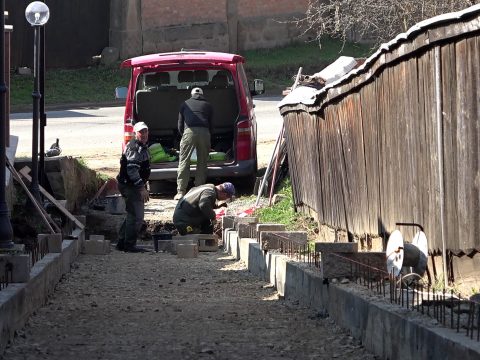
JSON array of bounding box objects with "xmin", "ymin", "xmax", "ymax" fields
[
  {"xmin": 124, "ymin": 120, "xmax": 134, "ymax": 145},
  {"xmin": 236, "ymin": 119, "xmax": 252, "ymax": 161}
]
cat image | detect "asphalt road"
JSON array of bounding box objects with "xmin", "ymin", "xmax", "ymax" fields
[{"xmin": 10, "ymin": 96, "xmax": 284, "ymax": 158}]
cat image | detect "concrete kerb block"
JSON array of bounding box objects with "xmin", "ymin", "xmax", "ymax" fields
[
  {"xmin": 222, "ymin": 228, "xmax": 235, "ymax": 253},
  {"xmin": 69, "ymin": 228, "xmax": 85, "ymax": 254},
  {"xmin": 177, "ymin": 243, "xmax": 199, "ymax": 258},
  {"xmin": 233, "ymin": 216, "xmax": 258, "ymax": 231},
  {"xmin": 260, "ymin": 231, "xmax": 307, "ymax": 251},
  {"xmin": 38, "ymin": 233, "xmax": 63, "ymax": 253},
  {"xmin": 82, "ymin": 235, "xmax": 110, "ymax": 255},
  {"xmin": 256, "ymin": 224, "xmax": 285, "ymax": 244},
  {"xmin": 315, "ymin": 242, "xmax": 358, "ymax": 253},
  {"xmin": 238, "ymin": 223, "xmax": 256, "ymax": 239},
  {"xmin": 222, "ymin": 215, "xmax": 235, "ymax": 230},
  {"xmin": 0, "ymin": 254, "xmax": 31, "ymax": 282}
]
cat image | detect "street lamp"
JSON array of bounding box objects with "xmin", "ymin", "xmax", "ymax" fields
[
  {"xmin": 0, "ymin": 0, "xmax": 13, "ymax": 249},
  {"xmin": 25, "ymin": 1, "xmax": 49, "ymax": 201}
]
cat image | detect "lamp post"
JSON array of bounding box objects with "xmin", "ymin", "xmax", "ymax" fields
[
  {"xmin": 25, "ymin": 1, "xmax": 49, "ymax": 201},
  {"xmin": 0, "ymin": 0, "xmax": 13, "ymax": 249},
  {"xmin": 38, "ymin": 25, "xmax": 46, "ymax": 187}
]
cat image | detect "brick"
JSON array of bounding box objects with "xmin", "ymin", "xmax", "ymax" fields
[
  {"xmin": 177, "ymin": 243, "xmax": 199, "ymax": 258},
  {"xmin": 0, "ymin": 254, "xmax": 31, "ymax": 283}
]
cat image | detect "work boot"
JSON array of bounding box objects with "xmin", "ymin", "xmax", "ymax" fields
[{"xmin": 174, "ymin": 192, "xmax": 184, "ymax": 200}]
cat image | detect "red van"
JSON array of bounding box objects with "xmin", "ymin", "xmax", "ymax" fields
[{"xmin": 116, "ymin": 50, "xmax": 264, "ymax": 191}]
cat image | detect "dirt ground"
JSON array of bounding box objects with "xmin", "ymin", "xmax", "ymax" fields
[{"xmin": 1, "ymin": 250, "xmax": 377, "ymax": 360}]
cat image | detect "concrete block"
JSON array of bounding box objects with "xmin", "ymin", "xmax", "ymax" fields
[
  {"xmin": 89, "ymin": 235, "xmax": 105, "ymax": 241},
  {"xmin": 234, "ymin": 216, "xmax": 258, "ymax": 230},
  {"xmin": 256, "ymin": 224, "xmax": 286, "ymax": 243},
  {"xmin": 177, "ymin": 243, "xmax": 198, "ymax": 258},
  {"xmin": 38, "ymin": 234, "xmax": 63, "ymax": 253},
  {"xmin": 222, "ymin": 216, "xmax": 235, "ymax": 229},
  {"xmin": 322, "ymin": 252, "xmax": 385, "ymax": 279},
  {"xmin": 315, "ymin": 242, "xmax": 358, "ymax": 253},
  {"xmin": 260, "ymin": 231, "xmax": 307, "ymax": 251},
  {"xmin": 0, "ymin": 254, "xmax": 31, "ymax": 282},
  {"xmin": 238, "ymin": 223, "xmax": 256, "ymax": 239},
  {"xmin": 83, "ymin": 239, "xmax": 111, "ymax": 255},
  {"xmin": 193, "ymin": 234, "xmax": 218, "ymax": 252}
]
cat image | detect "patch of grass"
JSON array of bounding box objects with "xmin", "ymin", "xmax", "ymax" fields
[
  {"xmin": 11, "ymin": 63, "xmax": 130, "ymax": 110},
  {"xmin": 242, "ymin": 39, "xmax": 372, "ymax": 93},
  {"xmin": 254, "ymin": 178, "xmax": 318, "ymax": 240},
  {"xmin": 10, "ymin": 40, "xmax": 372, "ymax": 110}
]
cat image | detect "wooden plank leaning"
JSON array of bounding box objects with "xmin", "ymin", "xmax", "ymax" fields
[
  {"xmin": 18, "ymin": 166, "xmax": 85, "ymax": 230},
  {"xmin": 6, "ymin": 159, "xmax": 58, "ymax": 234}
]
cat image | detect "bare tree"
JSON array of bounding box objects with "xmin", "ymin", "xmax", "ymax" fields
[{"xmin": 295, "ymin": 0, "xmax": 479, "ymax": 48}]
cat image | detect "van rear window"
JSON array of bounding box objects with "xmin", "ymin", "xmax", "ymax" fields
[{"xmin": 138, "ymin": 69, "xmax": 234, "ymax": 91}]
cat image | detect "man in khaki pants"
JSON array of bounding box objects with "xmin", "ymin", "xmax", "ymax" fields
[{"xmin": 175, "ymin": 87, "xmax": 213, "ymax": 200}]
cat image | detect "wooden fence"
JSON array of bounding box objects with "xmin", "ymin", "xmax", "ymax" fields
[{"xmin": 279, "ymin": 6, "xmax": 480, "ymax": 254}]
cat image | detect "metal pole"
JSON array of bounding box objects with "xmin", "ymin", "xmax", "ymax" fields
[
  {"xmin": 39, "ymin": 25, "xmax": 46, "ymax": 187},
  {"xmin": 30, "ymin": 25, "xmax": 41, "ymax": 201},
  {"xmin": 0, "ymin": 0, "xmax": 14, "ymax": 249}
]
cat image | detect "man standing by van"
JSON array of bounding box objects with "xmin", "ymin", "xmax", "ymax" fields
[
  {"xmin": 116, "ymin": 122, "xmax": 151, "ymax": 252},
  {"xmin": 175, "ymin": 87, "xmax": 213, "ymax": 200}
]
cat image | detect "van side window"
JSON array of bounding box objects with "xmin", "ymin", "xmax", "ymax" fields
[{"xmin": 237, "ymin": 63, "xmax": 253, "ymax": 108}]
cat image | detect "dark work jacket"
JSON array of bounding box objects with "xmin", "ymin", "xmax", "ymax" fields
[
  {"xmin": 178, "ymin": 95, "xmax": 213, "ymax": 135},
  {"xmin": 173, "ymin": 184, "xmax": 217, "ymax": 226},
  {"xmin": 116, "ymin": 138, "xmax": 151, "ymax": 187}
]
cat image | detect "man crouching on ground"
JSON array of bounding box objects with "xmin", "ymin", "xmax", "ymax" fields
[{"xmin": 173, "ymin": 182, "xmax": 235, "ymax": 235}]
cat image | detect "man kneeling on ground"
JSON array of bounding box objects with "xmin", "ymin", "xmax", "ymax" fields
[{"xmin": 173, "ymin": 182, "xmax": 235, "ymax": 235}]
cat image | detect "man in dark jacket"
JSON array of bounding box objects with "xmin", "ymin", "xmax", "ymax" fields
[
  {"xmin": 175, "ymin": 87, "xmax": 213, "ymax": 200},
  {"xmin": 116, "ymin": 121, "xmax": 151, "ymax": 252},
  {"xmin": 173, "ymin": 182, "xmax": 235, "ymax": 235}
]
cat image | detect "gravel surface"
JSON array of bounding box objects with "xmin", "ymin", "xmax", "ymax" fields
[{"xmin": 1, "ymin": 250, "xmax": 377, "ymax": 360}]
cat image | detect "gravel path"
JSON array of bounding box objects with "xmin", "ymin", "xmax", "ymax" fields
[{"xmin": 1, "ymin": 250, "xmax": 377, "ymax": 360}]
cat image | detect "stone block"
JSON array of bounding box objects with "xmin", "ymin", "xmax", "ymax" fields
[
  {"xmin": 260, "ymin": 231, "xmax": 307, "ymax": 251},
  {"xmin": 177, "ymin": 243, "xmax": 198, "ymax": 258},
  {"xmin": 83, "ymin": 239, "xmax": 111, "ymax": 255},
  {"xmin": 182, "ymin": 234, "xmax": 218, "ymax": 252},
  {"xmin": 0, "ymin": 254, "xmax": 31, "ymax": 283},
  {"xmin": 322, "ymin": 252, "xmax": 386, "ymax": 279},
  {"xmin": 256, "ymin": 224, "xmax": 286, "ymax": 243},
  {"xmin": 100, "ymin": 46, "xmax": 119, "ymax": 65},
  {"xmin": 315, "ymin": 242, "xmax": 358, "ymax": 253},
  {"xmin": 38, "ymin": 234, "xmax": 63, "ymax": 253},
  {"xmin": 238, "ymin": 223, "xmax": 256, "ymax": 239},
  {"xmin": 234, "ymin": 216, "xmax": 258, "ymax": 230},
  {"xmin": 222, "ymin": 216, "xmax": 235, "ymax": 229}
]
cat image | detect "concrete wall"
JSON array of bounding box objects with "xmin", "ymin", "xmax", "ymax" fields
[{"xmin": 110, "ymin": 0, "xmax": 310, "ymax": 59}]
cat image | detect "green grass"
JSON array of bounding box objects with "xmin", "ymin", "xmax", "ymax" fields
[
  {"xmin": 242, "ymin": 39, "xmax": 371, "ymax": 93},
  {"xmin": 11, "ymin": 64, "xmax": 131, "ymax": 111},
  {"xmin": 253, "ymin": 178, "xmax": 318, "ymax": 240},
  {"xmin": 10, "ymin": 39, "xmax": 372, "ymax": 110}
]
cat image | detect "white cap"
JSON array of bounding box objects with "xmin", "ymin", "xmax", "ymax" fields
[
  {"xmin": 133, "ymin": 122, "xmax": 148, "ymax": 132},
  {"xmin": 191, "ymin": 87, "xmax": 203, "ymax": 96}
]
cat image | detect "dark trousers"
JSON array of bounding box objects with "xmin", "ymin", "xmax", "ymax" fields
[{"xmin": 117, "ymin": 183, "xmax": 144, "ymax": 249}]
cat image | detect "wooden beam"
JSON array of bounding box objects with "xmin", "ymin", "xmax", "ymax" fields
[{"xmin": 18, "ymin": 167, "xmax": 85, "ymax": 230}]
